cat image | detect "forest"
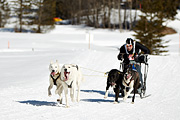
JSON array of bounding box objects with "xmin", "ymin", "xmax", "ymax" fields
[{"xmin": 0, "ymin": 0, "xmax": 179, "ymax": 54}]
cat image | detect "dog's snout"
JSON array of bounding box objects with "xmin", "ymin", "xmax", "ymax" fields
[
  {"xmin": 52, "ymin": 70, "xmax": 55, "ymax": 72},
  {"xmin": 64, "ymin": 68, "xmax": 67, "ymax": 72}
]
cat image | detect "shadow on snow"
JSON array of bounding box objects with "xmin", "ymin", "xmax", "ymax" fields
[
  {"xmin": 80, "ymin": 89, "xmax": 115, "ymax": 103},
  {"xmin": 17, "ymin": 100, "xmax": 57, "ymax": 106},
  {"xmin": 81, "ymin": 98, "xmax": 114, "ymax": 103},
  {"xmin": 81, "ymin": 89, "xmax": 115, "ymax": 98},
  {"xmin": 17, "ymin": 90, "xmax": 124, "ymax": 106}
]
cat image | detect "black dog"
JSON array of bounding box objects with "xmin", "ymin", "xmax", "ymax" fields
[
  {"xmin": 104, "ymin": 69, "xmax": 124, "ymax": 103},
  {"xmin": 122, "ymin": 65, "xmax": 141, "ymax": 103}
]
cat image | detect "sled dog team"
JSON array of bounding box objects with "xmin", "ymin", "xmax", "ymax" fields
[{"xmin": 48, "ymin": 60, "xmax": 140, "ymax": 108}]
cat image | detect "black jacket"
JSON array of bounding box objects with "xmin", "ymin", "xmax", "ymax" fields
[{"xmin": 117, "ymin": 41, "xmax": 150, "ymax": 63}]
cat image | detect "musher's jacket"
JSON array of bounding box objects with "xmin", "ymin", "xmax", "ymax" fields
[{"xmin": 117, "ymin": 41, "xmax": 150, "ymax": 64}]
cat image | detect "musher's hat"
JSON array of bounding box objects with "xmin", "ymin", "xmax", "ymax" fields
[{"xmin": 126, "ymin": 38, "xmax": 134, "ymax": 46}]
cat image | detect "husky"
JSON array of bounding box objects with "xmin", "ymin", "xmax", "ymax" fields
[
  {"xmin": 48, "ymin": 60, "xmax": 63, "ymax": 104},
  {"xmin": 122, "ymin": 65, "xmax": 141, "ymax": 104},
  {"xmin": 60, "ymin": 64, "xmax": 84, "ymax": 107}
]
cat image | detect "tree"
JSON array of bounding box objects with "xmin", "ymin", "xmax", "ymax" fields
[
  {"xmin": 11, "ymin": 0, "xmax": 32, "ymax": 32},
  {"xmin": 132, "ymin": 0, "xmax": 139, "ymax": 30},
  {"xmin": 77, "ymin": 0, "xmax": 81, "ymax": 24},
  {"xmin": 123, "ymin": 1, "xmax": 127, "ymax": 30},
  {"xmin": 134, "ymin": 15, "xmax": 168, "ymax": 55},
  {"xmin": 134, "ymin": 0, "xmax": 178, "ymax": 55},
  {"xmin": 108, "ymin": 0, "xmax": 112, "ymax": 29},
  {"xmin": 0, "ymin": 0, "xmax": 10, "ymax": 27},
  {"xmin": 118, "ymin": 0, "xmax": 122, "ymax": 32},
  {"xmin": 128, "ymin": 0, "xmax": 133, "ymax": 30},
  {"xmin": 33, "ymin": 0, "xmax": 56, "ymax": 33},
  {"xmin": 112, "ymin": 0, "xmax": 116, "ymax": 30},
  {"xmin": 102, "ymin": 0, "xmax": 107, "ymax": 28},
  {"xmin": 32, "ymin": 0, "xmax": 43, "ymax": 33}
]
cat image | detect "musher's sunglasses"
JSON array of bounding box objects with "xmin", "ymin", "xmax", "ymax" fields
[{"xmin": 126, "ymin": 44, "xmax": 132, "ymax": 47}]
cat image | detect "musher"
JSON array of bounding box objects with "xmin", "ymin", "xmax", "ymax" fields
[{"xmin": 117, "ymin": 38, "xmax": 150, "ymax": 93}]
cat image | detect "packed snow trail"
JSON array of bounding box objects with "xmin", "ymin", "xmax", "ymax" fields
[{"xmin": 0, "ymin": 25, "xmax": 180, "ymax": 119}]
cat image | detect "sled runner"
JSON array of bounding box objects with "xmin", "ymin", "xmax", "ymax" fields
[{"xmin": 141, "ymin": 55, "xmax": 149, "ymax": 98}]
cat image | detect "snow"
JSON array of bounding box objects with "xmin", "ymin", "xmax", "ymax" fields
[{"xmin": 1, "ymin": 16, "xmax": 180, "ymax": 120}]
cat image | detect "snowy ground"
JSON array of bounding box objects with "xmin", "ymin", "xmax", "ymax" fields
[{"xmin": 0, "ymin": 19, "xmax": 180, "ymax": 119}]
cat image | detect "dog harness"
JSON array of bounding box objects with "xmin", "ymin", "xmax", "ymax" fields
[
  {"xmin": 61, "ymin": 80, "xmax": 73, "ymax": 88},
  {"xmin": 123, "ymin": 76, "xmax": 134, "ymax": 86},
  {"xmin": 50, "ymin": 74, "xmax": 60, "ymax": 86},
  {"xmin": 67, "ymin": 81, "xmax": 73, "ymax": 88}
]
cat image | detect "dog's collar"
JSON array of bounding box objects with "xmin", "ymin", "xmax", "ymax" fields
[{"xmin": 50, "ymin": 73, "xmax": 60, "ymax": 86}]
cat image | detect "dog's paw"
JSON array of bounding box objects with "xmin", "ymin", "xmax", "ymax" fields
[
  {"xmin": 57, "ymin": 99, "xmax": 63, "ymax": 104},
  {"xmin": 131, "ymin": 102, "xmax": 134, "ymax": 104},
  {"xmin": 77, "ymin": 98, "xmax": 80, "ymax": 102},
  {"xmin": 104, "ymin": 96, "xmax": 107, "ymax": 99},
  {"xmin": 123, "ymin": 97, "xmax": 127, "ymax": 101},
  {"xmin": 71, "ymin": 98, "xmax": 75, "ymax": 102},
  {"xmin": 65, "ymin": 105, "xmax": 70, "ymax": 108},
  {"xmin": 113, "ymin": 101, "xmax": 118, "ymax": 104}
]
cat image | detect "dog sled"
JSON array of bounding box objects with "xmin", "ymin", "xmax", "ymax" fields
[{"xmin": 119, "ymin": 54, "xmax": 149, "ymax": 98}]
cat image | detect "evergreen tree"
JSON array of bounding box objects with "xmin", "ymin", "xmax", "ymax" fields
[{"xmin": 134, "ymin": 0, "xmax": 178, "ymax": 55}]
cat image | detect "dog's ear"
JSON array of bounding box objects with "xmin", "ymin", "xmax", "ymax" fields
[
  {"xmin": 71, "ymin": 64, "xmax": 75, "ymax": 67},
  {"xmin": 71, "ymin": 64, "xmax": 78, "ymax": 70},
  {"xmin": 50, "ymin": 61, "xmax": 53, "ymax": 64}
]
